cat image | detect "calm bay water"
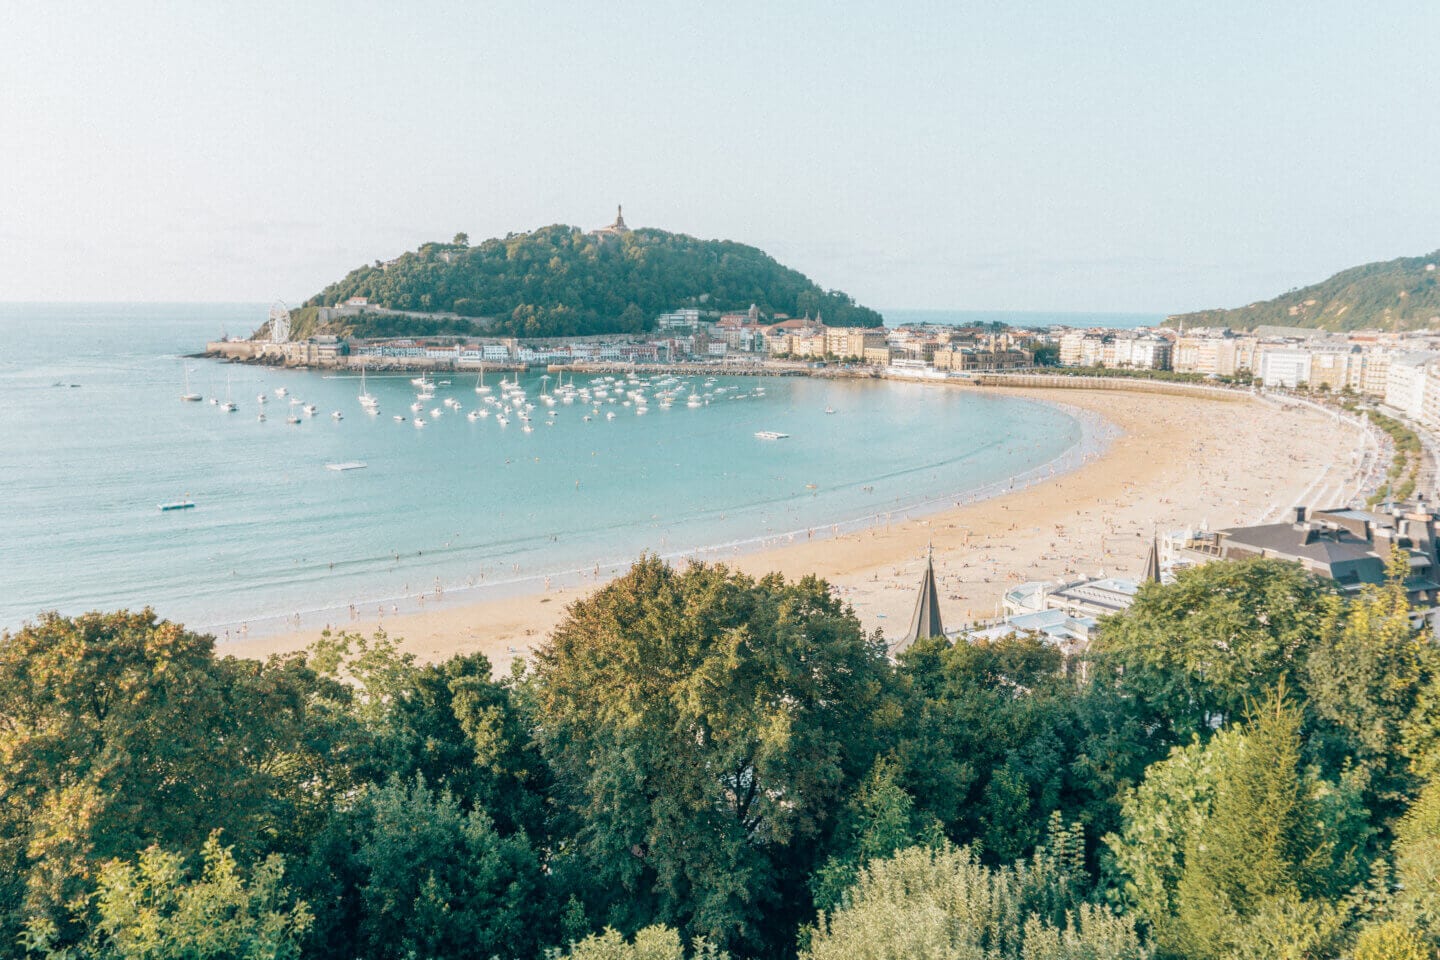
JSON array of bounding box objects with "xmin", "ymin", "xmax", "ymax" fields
[{"xmin": 0, "ymin": 304, "xmax": 1103, "ymax": 636}]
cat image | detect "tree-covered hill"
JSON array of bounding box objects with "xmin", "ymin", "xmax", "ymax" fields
[
  {"xmin": 304, "ymin": 224, "xmax": 883, "ymax": 338},
  {"xmin": 1167, "ymin": 248, "xmax": 1440, "ymax": 332}
]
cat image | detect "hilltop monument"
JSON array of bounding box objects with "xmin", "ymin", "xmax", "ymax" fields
[{"xmin": 593, "ymin": 205, "xmax": 630, "ymax": 237}]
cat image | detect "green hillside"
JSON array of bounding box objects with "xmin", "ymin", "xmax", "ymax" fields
[
  {"xmin": 1167, "ymin": 249, "xmax": 1440, "ymax": 332},
  {"xmin": 304, "ymin": 224, "xmax": 882, "ymax": 338}
]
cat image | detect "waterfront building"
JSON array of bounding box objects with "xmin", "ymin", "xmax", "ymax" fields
[
  {"xmin": 1002, "ymin": 576, "xmax": 1142, "ymax": 621},
  {"xmin": 1102, "ymin": 335, "xmax": 1172, "ymax": 371},
  {"xmin": 1256, "ymin": 345, "xmax": 1314, "ymax": 389},
  {"xmin": 1174, "ymin": 332, "xmax": 1252, "ymax": 377},
  {"xmin": 1385, "ymin": 352, "xmax": 1438, "ymax": 419},
  {"xmin": 824, "ymin": 327, "xmax": 888, "ymax": 360},
  {"xmin": 1170, "ymin": 503, "xmax": 1440, "ymax": 624}
]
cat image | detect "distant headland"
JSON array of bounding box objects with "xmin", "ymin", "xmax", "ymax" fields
[{"xmin": 1167, "ymin": 247, "xmax": 1440, "ymax": 333}]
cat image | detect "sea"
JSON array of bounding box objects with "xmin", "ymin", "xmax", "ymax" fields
[{"xmin": 0, "ymin": 303, "xmax": 1113, "ymax": 639}]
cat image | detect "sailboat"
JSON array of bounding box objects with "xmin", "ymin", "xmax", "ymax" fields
[
  {"xmin": 219, "ymin": 374, "xmax": 237, "ymax": 412},
  {"xmin": 475, "ymin": 366, "xmax": 492, "ymax": 394},
  {"xmin": 180, "ymin": 366, "xmax": 202, "ymax": 402},
  {"xmin": 358, "ymin": 365, "xmax": 379, "ymax": 411}
]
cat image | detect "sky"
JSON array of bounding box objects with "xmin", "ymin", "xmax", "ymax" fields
[{"xmin": 2, "ymin": 1, "xmax": 1438, "ymax": 313}]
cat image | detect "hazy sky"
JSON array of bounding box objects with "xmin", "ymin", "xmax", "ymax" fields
[{"xmin": 3, "ymin": 2, "xmax": 1438, "ymax": 312}]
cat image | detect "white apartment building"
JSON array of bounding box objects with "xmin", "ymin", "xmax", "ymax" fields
[
  {"xmin": 1386, "ymin": 353, "xmax": 1436, "ymax": 420},
  {"xmin": 1256, "ymin": 347, "xmax": 1313, "ymax": 388}
]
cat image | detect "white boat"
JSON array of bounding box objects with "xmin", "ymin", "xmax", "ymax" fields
[
  {"xmin": 256, "ymin": 393, "xmax": 268, "ymax": 404},
  {"xmin": 303, "ymin": 404, "xmax": 318, "ymax": 416},
  {"xmin": 325, "ymin": 461, "xmax": 367, "ymax": 471},
  {"xmin": 286, "ymin": 414, "xmax": 301, "ymax": 424},
  {"xmin": 522, "ymin": 423, "xmax": 534, "ymax": 432},
  {"xmin": 331, "ymin": 411, "xmax": 344, "ymax": 420},
  {"xmin": 475, "ymin": 368, "xmax": 492, "ymax": 394},
  {"xmin": 467, "ymin": 410, "xmax": 481, "ymax": 421},
  {"xmin": 275, "ymin": 387, "xmax": 288, "ymax": 397},
  {"xmin": 257, "ymin": 413, "xmax": 266, "ymax": 422},
  {"xmin": 754, "ymin": 430, "xmax": 789, "ymax": 440},
  {"xmin": 393, "ymin": 415, "xmax": 407, "ymax": 421},
  {"xmin": 358, "ymin": 366, "xmax": 378, "ymax": 409},
  {"xmin": 430, "ymin": 407, "xmax": 442, "ymax": 418},
  {"xmin": 219, "ymin": 375, "xmax": 237, "ymax": 412},
  {"xmin": 605, "ymin": 411, "xmax": 616, "ymax": 420},
  {"xmin": 413, "ymin": 417, "xmax": 426, "ymax": 428},
  {"xmin": 180, "ymin": 366, "xmax": 202, "ymax": 402},
  {"xmin": 825, "ymin": 406, "xmax": 836, "ymax": 415}
]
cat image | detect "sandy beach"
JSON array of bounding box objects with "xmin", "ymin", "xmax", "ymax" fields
[{"xmin": 231, "ymin": 386, "xmax": 1372, "ymax": 669}]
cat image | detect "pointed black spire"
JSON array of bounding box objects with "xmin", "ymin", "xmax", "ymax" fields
[
  {"xmin": 1142, "ymin": 537, "xmax": 1162, "ymax": 585},
  {"xmin": 899, "ymin": 542, "xmax": 945, "ymax": 652}
]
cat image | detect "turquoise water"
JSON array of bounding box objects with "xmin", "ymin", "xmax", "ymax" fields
[{"xmin": 0, "ymin": 304, "xmax": 1101, "ymax": 636}]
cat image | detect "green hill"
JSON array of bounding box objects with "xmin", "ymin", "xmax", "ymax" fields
[
  {"xmin": 1167, "ymin": 249, "xmax": 1440, "ymax": 332},
  {"xmin": 303, "ymin": 224, "xmax": 882, "ymax": 338}
]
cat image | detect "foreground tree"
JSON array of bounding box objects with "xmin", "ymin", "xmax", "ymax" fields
[
  {"xmin": 530, "ymin": 556, "xmax": 898, "ymax": 954},
  {"xmin": 1302, "ymin": 550, "xmax": 1438, "ymax": 818},
  {"xmin": 297, "ymin": 776, "xmax": 546, "ymax": 960},
  {"xmin": 1107, "ymin": 692, "xmax": 1370, "ymax": 959},
  {"xmin": 1091, "ymin": 559, "xmax": 1332, "ymax": 741},
  {"xmin": 0, "ymin": 610, "xmax": 345, "ymax": 945},
  {"xmin": 548, "ymin": 925, "xmax": 728, "ymax": 960},
  {"xmin": 20, "ymin": 833, "xmax": 311, "ymax": 960},
  {"xmin": 802, "ymin": 837, "xmax": 1147, "ymax": 960}
]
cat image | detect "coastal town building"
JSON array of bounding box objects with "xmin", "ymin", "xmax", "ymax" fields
[
  {"xmin": 1384, "ymin": 353, "xmax": 1438, "ymax": 419},
  {"xmin": 1168, "ymin": 502, "xmax": 1440, "ymax": 624}
]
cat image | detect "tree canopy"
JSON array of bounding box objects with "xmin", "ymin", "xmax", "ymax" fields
[
  {"xmin": 13, "ymin": 553, "xmax": 1440, "ymax": 958},
  {"xmin": 302, "ymin": 225, "xmax": 884, "ymax": 338}
]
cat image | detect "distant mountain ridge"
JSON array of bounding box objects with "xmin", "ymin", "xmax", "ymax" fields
[
  {"xmin": 1167, "ymin": 249, "xmax": 1440, "ymax": 332},
  {"xmin": 302, "ymin": 221, "xmax": 882, "ymax": 339}
]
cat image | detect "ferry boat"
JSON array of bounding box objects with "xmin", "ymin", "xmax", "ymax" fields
[{"xmin": 754, "ymin": 430, "xmax": 789, "ymax": 440}]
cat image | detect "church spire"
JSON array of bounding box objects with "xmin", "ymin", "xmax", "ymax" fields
[
  {"xmin": 1142, "ymin": 537, "xmax": 1162, "ymax": 585},
  {"xmin": 895, "ymin": 542, "xmax": 944, "ymax": 655}
]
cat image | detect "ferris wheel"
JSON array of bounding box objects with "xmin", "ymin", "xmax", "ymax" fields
[{"xmin": 268, "ymin": 300, "xmax": 292, "ymax": 343}]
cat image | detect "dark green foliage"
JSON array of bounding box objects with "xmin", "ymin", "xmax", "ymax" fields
[
  {"xmin": 296, "ymin": 777, "xmax": 547, "ymax": 960},
  {"xmin": 304, "ymin": 225, "xmax": 883, "ymax": 337},
  {"xmin": 308, "ymin": 631, "xmax": 548, "ymax": 836},
  {"xmin": 0, "ymin": 610, "xmax": 348, "ymax": 947},
  {"xmin": 893, "ymin": 635, "xmax": 1149, "ymax": 863},
  {"xmin": 16, "ymin": 548, "xmax": 1440, "ymax": 958},
  {"xmin": 529, "ymin": 555, "xmax": 899, "ymax": 955},
  {"xmin": 1090, "ymin": 558, "xmax": 1334, "ymax": 741},
  {"xmin": 1167, "ymin": 248, "xmax": 1440, "ymax": 332}
]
